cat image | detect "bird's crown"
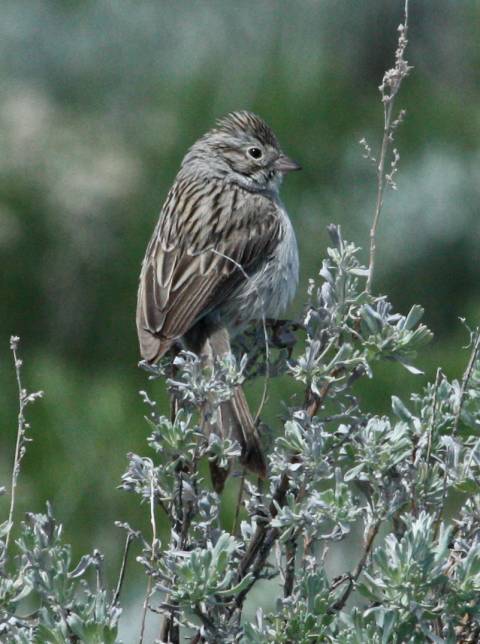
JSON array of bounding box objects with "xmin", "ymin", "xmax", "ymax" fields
[{"xmin": 214, "ymin": 111, "xmax": 279, "ymax": 149}]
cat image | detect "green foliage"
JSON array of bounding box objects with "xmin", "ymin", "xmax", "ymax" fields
[
  {"xmin": 115, "ymin": 227, "xmax": 480, "ymax": 641},
  {"xmin": 243, "ymin": 562, "xmax": 335, "ymax": 643},
  {"xmin": 3, "ymin": 226, "xmax": 480, "ymax": 642},
  {"xmin": 0, "ymin": 506, "xmax": 120, "ymax": 643},
  {"xmin": 160, "ymin": 533, "xmax": 253, "ymax": 607}
]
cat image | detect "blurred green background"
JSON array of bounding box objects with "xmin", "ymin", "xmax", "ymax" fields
[{"xmin": 1, "ymin": 0, "xmax": 479, "ymax": 637}]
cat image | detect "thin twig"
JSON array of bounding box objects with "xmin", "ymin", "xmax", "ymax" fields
[
  {"xmin": 452, "ymin": 328, "xmax": 480, "ymax": 438},
  {"xmin": 434, "ymin": 329, "xmax": 480, "ymax": 538},
  {"xmin": 160, "ymin": 467, "xmax": 191, "ymax": 643},
  {"xmin": 5, "ymin": 337, "xmax": 43, "ymax": 556},
  {"xmin": 305, "ymin": 367, "xmax": 343, "ymax": 418},
  {"xmin": 232, "ymin": 468, "xmax": 246, "ymax": 536},
  {"xmin": 426, "ymin": 368, "xmax": 443, "ymax": 464},
  {"xmin": 237, "ymin": 471, "xmax": 290, "ymax": 582},
  {"xmin": 169, "ymin": 355, "xmax": 181, "ymax": 424},
  {"xmin": 190, "ymin": 633, "xmax": 203, "ymax": 644},
  {"xmin": 366, "ymin": 0, "xmax": 410, "ymax": 294},
  {"xmin": 113, "ymin": 532, "xmax": 134, "ymax": 606},
  {"xmin": 284, "ymin": 537, "xmax": 297, "ymax": 598},
  {"xmin": 160, "ymin": 612, "xmax": 177, "ymax": 644},
  {"xmin": 194, "ymin": 605, "xmax": 216, "ymax": 634},
  {"xmin": 231, "ymin": 526, "xmax": 280, "ymax": 617},
  {"xmin": 328, "ymin": 519, "xmax": 381, "ymax": 612},
  {"xmin": 139, "ymin": 471, "xmax": 158, "ymax": 644},
  {"xmin": 366, "ymin": 98, "xmax": 396, "ymax": 294}
]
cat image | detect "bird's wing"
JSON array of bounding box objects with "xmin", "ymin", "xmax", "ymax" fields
[{"xmin": 136, "ymin": 180, "xmax": 283, "ymax": 362}]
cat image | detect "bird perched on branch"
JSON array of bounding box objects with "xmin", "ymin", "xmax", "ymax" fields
[{"xmin": 136, "ymin": 111, "xmax": 300, "ymax": 491}]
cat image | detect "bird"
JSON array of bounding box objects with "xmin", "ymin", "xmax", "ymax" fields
[{"xmin": 136, "ymin": 111, "xmax": 300, "ymax": 491}]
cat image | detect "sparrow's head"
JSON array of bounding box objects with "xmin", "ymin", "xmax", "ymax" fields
[{"xmin": 183, "ymin": 111, "xmax": 301, "ymax": 191}]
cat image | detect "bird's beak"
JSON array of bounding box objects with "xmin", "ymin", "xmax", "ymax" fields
[{"xmin": 275, "ymin": 154, "xmax": 302, "ymax": 173}]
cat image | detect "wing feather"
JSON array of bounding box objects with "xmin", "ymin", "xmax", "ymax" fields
[{"xmin": 136, "ymin": 180, "xmax": 282, "ymax": 362}]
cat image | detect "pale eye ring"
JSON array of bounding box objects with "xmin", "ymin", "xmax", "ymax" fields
[{"xmin": 247, "ymin": 146, "xmax": 263, "ymax": 160}]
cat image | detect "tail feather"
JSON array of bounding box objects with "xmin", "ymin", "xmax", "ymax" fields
[
  {"xmin": 228, "ymin": 386, "xmax": 267, "ymax": 477},
  {"xmin": 191, "ymin": 322, "xmax": 267, "ymax": 492}
]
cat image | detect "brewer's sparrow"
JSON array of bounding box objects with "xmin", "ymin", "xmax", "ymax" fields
[{"xmin": 136, "ymin": 111, "xmax": 300, "ymax": 490}]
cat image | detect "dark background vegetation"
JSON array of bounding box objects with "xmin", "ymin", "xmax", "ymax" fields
[{"xmin": 1, "ymin": 0, "xmax": 479, "ymax": 634}]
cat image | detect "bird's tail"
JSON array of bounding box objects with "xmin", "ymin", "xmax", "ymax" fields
[{"xmin": 193, "ymin": 323, "xmax": 267, "ymax": 493}]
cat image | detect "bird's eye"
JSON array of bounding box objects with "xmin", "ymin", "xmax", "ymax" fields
[{"xmin": 247, "ymin": 147, "xmax": 263, "ymax": 160}]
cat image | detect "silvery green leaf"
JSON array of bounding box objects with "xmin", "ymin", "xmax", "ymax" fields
[
  {"xmin": 11, "ymin": 581, "xmax": 34, "ymax": 603},
  {"xmin": 69, "ymin": 554, "xmax": 96, "ymax": 579},
  {"xmin": 391, "ymin": 395, "xmax": 412, "ymax": 421},
  {"xmin": 454, "ymin": 479, "xmax": 478, "ymax": 494},
  {"xmin": 288, "ymin": 462, "xmax": 303, "ymax": 472},
  {"xmin": 344, "ymin": 463, "xmax": 365, "ymax": 481},
  {"xmin": 215, "ymin": 572, "xmax": 253, "ymax": 597},
  {"xmin": 66, "ymin": 613, "xmax": 86, "ymax": 639},
  {"xmin": 0, "ymin": 520, "xmax": 11, "ymax": 537},
  {"xmin": 319, "ymin": 261, "xmax": 334, "ymax": 285},
  {"xmin": 393, "ymin": 355, "xmax": 424, "ymax": 375},
  {"xmin": 350, "ymin": 267, "xmax": 370, "ymax": 277},
  {"xmin": 403, "ymin": 304, "xmax": 425, "ymax": 330},
  {"xmin": 361, "ymin": 304, "xmax": 383, "ymax": 334}
]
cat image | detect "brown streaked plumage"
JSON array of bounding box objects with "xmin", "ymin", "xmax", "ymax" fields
[{"xmin": 136, "ymin": 111, "xmax": 300, "ymax": 490}]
